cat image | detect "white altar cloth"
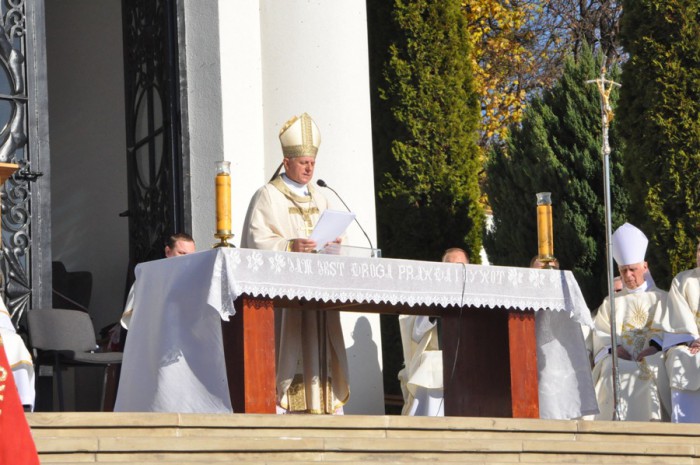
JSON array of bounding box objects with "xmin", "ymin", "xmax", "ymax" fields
[{"xmin": 115, "ymin": 248, "xmax": 597, "ymax": 418}]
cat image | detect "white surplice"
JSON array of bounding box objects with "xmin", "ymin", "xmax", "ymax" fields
[{"xmin": 398, "ymin": 315, "xmax": 443, "ymax": 416}]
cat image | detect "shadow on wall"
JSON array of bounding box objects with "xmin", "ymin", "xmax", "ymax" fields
[{"xmin": 345, "ymin": 316, "xmax": 384, "ymax": 414}]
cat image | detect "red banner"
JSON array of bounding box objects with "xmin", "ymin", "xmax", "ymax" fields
[{"xmin": 0, "ymin": 334, "xmax": 39, "ymax": 465}]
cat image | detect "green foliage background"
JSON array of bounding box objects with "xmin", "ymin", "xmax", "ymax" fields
[
  {"xmin": 372, "ymin": 0, "xmax": 483, "ymax": 263},
  {"xmin": 366, "ymin": 0, "xmax": 483, "ymax": 409},
  {"xmin": 485, "ymin": 47, "xmax": 630, "ymax": 309},
  {"xmin": 365, "ymin": 0, "xmax": 700, "ymax": 413},
  {"xmin": 617, "ymin": 0, "xmax": 700, "ymax": 286}
]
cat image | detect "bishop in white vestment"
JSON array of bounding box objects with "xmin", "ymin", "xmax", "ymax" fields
[
  {"xmin": 659, "ymin": 241, "xmax": 700, "ymax": 422},
  {"xmin": 591, "ymin": 223, "xmax": 670, "ymax": 421},
  {"xmin": 241, "ymin": 113, "xmax": 350, "ymax": 414}
]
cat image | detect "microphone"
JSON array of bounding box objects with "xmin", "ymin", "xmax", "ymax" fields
[{"xmin": 316, "ymin": 179, "xmax": 376, "ymax": 255}]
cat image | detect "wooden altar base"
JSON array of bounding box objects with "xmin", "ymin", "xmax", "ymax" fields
[
  {"xmin": 223, "ymin": 296, "xmax": 540, "ymax": 418},
  {"xmin": 28, "ymin": 412, "xmax": 700, "ymax": 464}
]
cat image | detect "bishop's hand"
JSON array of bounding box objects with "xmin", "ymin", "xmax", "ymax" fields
[
  {"xmin": 289, "ymin": 238, "xmax": 317, "ymax": 253},
  {"xmin": 615, "ymin": 345, "xmax": 632, "ymax": 361},
  {"xmin": 689, "ymin": 338, "xmax": 700, "ymax": 355},
  {"xmin": 635, "ymin": 346, "xmax": 659, "ymax": 361}
]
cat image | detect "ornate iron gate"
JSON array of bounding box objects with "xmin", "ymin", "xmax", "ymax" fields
[
  {"xmin": 0, "ymin": 0, "xmax": 186, "ymax": 323},
  {"xmin": 0, "ymin": 0, "xmax": 51, "ymax": 325},
  {"xmin": 122, "ymin": 0, "xmax": 184, "ymax": 266}
]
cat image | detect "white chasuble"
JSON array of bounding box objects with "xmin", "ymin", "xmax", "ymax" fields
[
  {"xmin": 241, "ymin": 177, "xmax": 350, "ymax": 413},
  {"xmin": 661, "ymin": 268, "xmax": 700, "ymax": 422},
  {"xmin": 591, "ymin": 287, "xmax": 670, "ymax": 421}
]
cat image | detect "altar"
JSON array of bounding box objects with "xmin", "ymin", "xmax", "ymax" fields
[{"xmin": 114, "ymin": 248, "xmax": 598, "ymax": 419}]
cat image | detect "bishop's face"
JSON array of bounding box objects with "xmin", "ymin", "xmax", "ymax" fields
[
  {"xmin": 618, "ymin": 261, "xmax": 648, "ymax": 290},
  {"xmin": 283, "ymin": 156, "xmax": 316, "ymax": 185}
]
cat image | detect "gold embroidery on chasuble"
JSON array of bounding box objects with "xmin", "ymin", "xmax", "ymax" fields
[
  {"xmin": 271, "ymin": 176, "xmax": 320, "ymax": 237},
  {"xmin": 314, "ymin": 380, "xmax": 334, "ymax": 414},
  {"xmin": 621, "ymin": 298, "xmax": 660, "ymax": 355},
  {"xmin": 286, "ymin": 374, "xmax": 308, "ymax": 412},
  {"xmin": 286, "ymin": 373, "xmax": 335, "ymax": 414},
  {"xmin": 620, "ymin": 295, "xmax": 662, "ymax": 380},
  {"xmin": 287, "ymin": 207, "xmax": 320, "ymax": 237}
]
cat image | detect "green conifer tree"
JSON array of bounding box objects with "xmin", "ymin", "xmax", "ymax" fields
[
  {"xmin": 373, "ymin": 0, "xmax": 483, "ymax": 262},
  {"xmin": 366, "ymin": 0, "xmax": 483, "ymax": 412},
  {"xmin": 485, "ymin": 48, "xmax": 629, "ymax": 308},
  {"xmin": 617, "ymin": 0, "xmax": 700, "ymax": 284}
]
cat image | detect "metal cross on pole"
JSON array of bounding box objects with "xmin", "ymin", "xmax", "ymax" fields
[{"xmin": 587, "ymin": 67, "xmax": 622, "ymax": 420}]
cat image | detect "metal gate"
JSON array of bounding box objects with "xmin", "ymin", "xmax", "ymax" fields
[
  {"xmin": 121, "ymin": 0, "xmax": 184, "ymax": 267},
  {"xmin": 0, "ymin": 0, "xmax": 51, "ymax": 325},
  {"xmin": 0, "ymin": 0, "xmax": 187, "ymax": 324}
]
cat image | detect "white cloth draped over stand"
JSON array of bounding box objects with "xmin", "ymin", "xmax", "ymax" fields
[{"xmin": 115, "ymin": 248, "xmax": 596, "ymax": 417}]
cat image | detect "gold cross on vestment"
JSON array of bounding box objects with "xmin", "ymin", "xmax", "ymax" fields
[
  {"xmin": 288, "ymin": 206, "xmax": 319, "ymax": 237},
  {"xmin": 302, "ymin": 213, "xmax": 314, "ymax": 237}
]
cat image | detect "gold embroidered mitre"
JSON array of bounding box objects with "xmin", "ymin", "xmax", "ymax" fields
[{"xmin": 279, "ymin": 113, "xmax": 321, "ymax": 159}]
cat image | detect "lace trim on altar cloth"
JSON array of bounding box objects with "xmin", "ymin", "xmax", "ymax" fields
[{"xmin": 217, "ymin": 248, "xmax": 593, "ymax": 328}]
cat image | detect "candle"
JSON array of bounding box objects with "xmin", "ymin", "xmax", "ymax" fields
[
  {"xmin": 536, "ymin": 192, "xmax": 553, "ymax": 258},
  {"xmin": 215, "ymin": 161, "xmax": 231, "ymax": 233}
]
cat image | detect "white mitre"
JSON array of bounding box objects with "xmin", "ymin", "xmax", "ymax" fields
[
  {"xmin": 279, "ymin": 113, "xmax": 321, "ymax": 159},
  {"xmin": 612, "ymin": 222, "xmax": 648, "ymax": 266}
]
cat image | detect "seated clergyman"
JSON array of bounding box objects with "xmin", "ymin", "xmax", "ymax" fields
[
  {"xmin": 591, "ymin": 223, "xmax": 670, "ymax": 421},
  {"xmin": 398, "ymin": 247, "xmax": 468, "ymax": 416},
  {"xmin": 659, "ymin": 239, "xmax": 700, "ymax": 423}
]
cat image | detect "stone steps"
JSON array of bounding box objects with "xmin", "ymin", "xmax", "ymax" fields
[{"xmin": 28, "ymin": 413, "xmax": 700, "ymax": 464}]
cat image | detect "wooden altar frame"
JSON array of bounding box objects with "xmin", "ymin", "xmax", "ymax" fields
[{"xmin": 222, "ymin": 294, "xmax": 539, "ymax": 418}]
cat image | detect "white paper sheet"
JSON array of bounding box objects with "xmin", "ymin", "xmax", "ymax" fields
[{"xmin": 310, "ymin": 209, "xmax": 355, "ymax": 250}]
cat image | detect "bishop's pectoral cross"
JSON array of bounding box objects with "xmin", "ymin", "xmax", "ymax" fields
[
  {"xmin": 289, "ymin": 206, "xmax": 318, "ymax": 237},
  {"xmin": 302, "ymin": 212, "xmax": 315, "ymax": 238}
]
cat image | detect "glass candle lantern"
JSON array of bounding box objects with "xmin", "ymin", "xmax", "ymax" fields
[
  {"xmin": 214, "ymin": 161, "xmax": 234, "ymax": 247},
  {"xmin": 536, "ymin": 192, "xmax": 554, "ymax": 259}
]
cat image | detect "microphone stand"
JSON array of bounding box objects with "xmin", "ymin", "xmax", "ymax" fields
[{"xmin": 316, "ymin": 179, "xmax": 378, "ymax": 257}]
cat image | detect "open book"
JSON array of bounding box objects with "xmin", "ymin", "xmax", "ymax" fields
[{"xmin": 310, "ymin": 209, "xmax": 355, "ymax": 251}]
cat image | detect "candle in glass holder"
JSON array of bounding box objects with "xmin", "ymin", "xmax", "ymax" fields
[
  {"xmin": 536, "ymin": 192, "xmax": 553, "ymax": 258},
  {"xmin": 215, "ymin": 161, "xmax": 231, "ymax": 233}
]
